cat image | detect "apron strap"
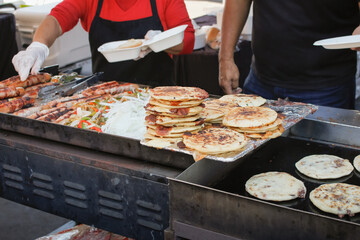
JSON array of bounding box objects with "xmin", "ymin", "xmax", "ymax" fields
[
  {"xmin": 95, "ymin": 0, "xmax": 104, "ymax": 18},
  {"xmin": 150, "ymin": 0, "xmax": 160, "ymax": 21}
]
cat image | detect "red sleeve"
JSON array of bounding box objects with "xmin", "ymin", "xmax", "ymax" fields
[
  {"xmin": 50, "ymin": 0, "xmax": 194, "ymax": 53},
  {"xmin": 159, "ymin": 0, "xmax": 194, "ymax": 54},
  {"xmin": 49, "ymin": 0, "xmax": 94, "ymax": 33}
]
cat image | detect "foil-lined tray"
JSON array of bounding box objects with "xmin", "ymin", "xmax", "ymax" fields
[{"xmin": 140, "ymin": 100, "xmax": 318, "ymax": 162}]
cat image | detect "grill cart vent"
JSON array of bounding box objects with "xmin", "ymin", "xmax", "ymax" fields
[{"xmin": 2, "ymin": 164, "xmax": 24, "ymax": 191}]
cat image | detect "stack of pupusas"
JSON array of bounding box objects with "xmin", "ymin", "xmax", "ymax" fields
[
  {"xmin": 200, "ymin": 99, "xmax": 237, "ymax": 124},
  {"xmin": 200, "ymin": 94, "xmax": 267, "ymax": 125},
  {"xmin": 144, "ymin": 86, "xmax": 209, "ymax": 148},
  {"xmin": 223, "ymin": 106, "xmax": 284, "ymax": 139}
]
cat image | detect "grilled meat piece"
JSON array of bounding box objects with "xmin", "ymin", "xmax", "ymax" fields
[
  {"xmin": 13, "ymin": 106, "xmax": 43, "ymax": 117},
  {"xmin": 0, "ymin": 86, "xmax": 25, "ymax": 99},
  {"xmin": 81, "ymin": 82, "xmax": 138, "ymax": 96},
  {"xmin": 0, "ymin": 97, "xmax": 35, "ymax": 113},
  {"xmin": 37, "ymin": 107, "xmax": 73, "ymax": 122},
  {"xmin": 7, "ymin": 73, "xmax": 51, "ymax": 88}
]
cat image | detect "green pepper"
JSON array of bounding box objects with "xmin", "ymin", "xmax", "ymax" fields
[{"xmin": 61, "ymin": 72, "xmax": 78, "ymax": 83}]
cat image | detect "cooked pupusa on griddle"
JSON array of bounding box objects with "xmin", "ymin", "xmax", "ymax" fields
[
  {"xmin": 354, "ymin": 155, "xmax": 360, "ymax": 172},
  {"xmin": 310, "ymin": 183, "xmax": 360, "ymax": 218},
  {"xmin": 245, "ymin": 171, "xmax": 306, "ymax": 201},
  {"xmin": 295, "ymin": 154, "xmax": 354, "ymax": 180}
]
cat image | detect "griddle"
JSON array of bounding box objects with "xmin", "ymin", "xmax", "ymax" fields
[
  {"xmin": 168, "ymin": 106, "xmax": 360, "ymax": 240},
  {"xmin": 214, "ymin": 136, "xmax": 360, "ymax": 223}
]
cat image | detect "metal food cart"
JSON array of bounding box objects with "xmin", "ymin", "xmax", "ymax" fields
[{"xmin": 0, "ymin": 105, "xmax": 359, "ymax": 240}]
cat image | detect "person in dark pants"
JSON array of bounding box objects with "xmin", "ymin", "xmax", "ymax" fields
[
  {"xmin": 219, "ymin": 0, "xmax": 359, "ymax": 109},
  {"xmin": 12, "ymin": 0, "xmax": 194, "ymax": 87}
]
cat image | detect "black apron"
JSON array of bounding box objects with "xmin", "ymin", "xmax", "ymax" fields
[{"xmin": 89, "ymin": 0, "xmax": 174, "ymax": 86}]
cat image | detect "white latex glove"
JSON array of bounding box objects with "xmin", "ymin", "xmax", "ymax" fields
[
  {"xmin": 134, "ymin": 46, "xmax": 152, "ymax": 61},
  {"xmin": 139, "ymin": 45, "xmax": 152, "ymax": 58},
  {"xmin": 144, "ymin": 30, "xmax": 162, "ymax": 40},
  {"xmin": 134, "ymin": 30, "xmax": 162, "ymax": 61},
  {"xmin": 12, "ymin": 41, "xmax": 49, "ymax": 81}
]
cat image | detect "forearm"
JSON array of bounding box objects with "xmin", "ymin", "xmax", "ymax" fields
[
  {"xmin": 33, "ymin": 15, "xmax": 63, "ymax": 47},
  {"xmin": 165, "ymin": 42, "xmax": 184, "ymax": 55},
  {"xmin": 219, "ymin": 0, "xmax": 252, "ymax": 62},
  {"xmin": 352, "ymin": 25, "xmax": 360, "ymax": 51}
]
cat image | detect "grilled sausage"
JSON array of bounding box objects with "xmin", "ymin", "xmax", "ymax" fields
[
  {"xmin": 37, "ymin": 107, "xmax": 73, "ymax": 122},
  {"xmin": 0, "ymin": 86, "xmax": 25, "ymax": 99},
  {"xmin": 23, "ymin": 89, "xmax": 39, "ymax": 99},
  {"xmin": 8, "ymin": 73, "xmax": 52, "ymax": 88},
  {"xmin": 0, "ymin": 97, "xmax": 35, "ymax": 113},
  {"xmin": 81, "ymin": 82, "xmax": 138, "ymax": 96},
  {"xmin": 13, "ymin": 106, "xmax": 43, "ymax": 117},
  {"xmin": 0, "ymin": 75, "xmax": 20, "ymax": 87},
  {"xmin": 80, "ymin": 81, "xmax": 119, "ymax": 95},
  {"xmin": 54, "ymin": 110, "xmax": 76, "ymax": 124},
  {"xmin": 24, "ymin": 81, "xmax": 56, "ymax": 92}
]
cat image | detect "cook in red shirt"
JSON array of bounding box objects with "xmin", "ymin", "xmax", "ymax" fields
[{"xmin": 12, "ymin": 0, "xmax": 195, "ymax": 86}]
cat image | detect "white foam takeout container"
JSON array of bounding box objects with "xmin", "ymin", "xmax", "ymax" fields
[
  {"xmin": 313, "ymin": 35, "xmax": 360, "ymax": 50},
  {"xmin": 97, "ymin": 40, "xmax": 144, "ymax": 63},
  {"xmin": 143, "ymin": 24, "xmax": 188, "ymax": 52},
  {"xmin": 98, "ymin": 24, "xmax": 188, "ymax": 62},
  {"xmin": 193, "ymin": 27, "xmax": 207, "ymax": 50}
]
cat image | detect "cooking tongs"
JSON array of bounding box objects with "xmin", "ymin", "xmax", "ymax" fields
[
  {"xmin": 39, "ymin": 64, "xmax": 60, "ymax": 75},
  {"xmin": 38, "ymin": 72, "xmax": 104, "ymax": 100}
]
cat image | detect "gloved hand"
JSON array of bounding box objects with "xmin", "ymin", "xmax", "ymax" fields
[
  {"xmin": 134, "ymin": 30, "xmax": 162, "ymax": 60},
  {"xmin": 139, "ymin": 46, "xmax": 152, "ymax": 58},
  {"xmin": 12, "ymin": 41, "xmax": 49, "ymax": 81},
  {"xmin": 144, "ymin": 30, "xmax": 162, "ymax": 40},
  {"xmin": 134, "ymin": 45, "xmax": 152, "ymax": 61}
]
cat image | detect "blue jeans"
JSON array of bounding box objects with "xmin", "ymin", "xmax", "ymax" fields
[{"xmin": 243, "ymin": 69, "xmax": 356, "ymax": 109}]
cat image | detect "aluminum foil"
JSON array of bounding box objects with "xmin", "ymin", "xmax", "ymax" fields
[{"xmin": 140, "ymin": 100, "xmax": 318, "ymax": 162}]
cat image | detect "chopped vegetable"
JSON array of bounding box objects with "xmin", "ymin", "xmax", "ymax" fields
[
  {"xmin": 62, "ymin": 88, "xmax": 149, "ymax": 136},
  {"xmin": 78, "ymin": 120, "xmax": 91, "ymax": 129}
]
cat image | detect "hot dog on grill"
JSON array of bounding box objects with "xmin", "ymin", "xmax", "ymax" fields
[
  {"xmin": 2, "ymin": 73, "xmax": 52, "ymax": 88},
  {"xmin": 0, "ymin": 86, "xmax": 25, "ymax": 99},
  {"xmin": 0, "ymin": 97, "xmax": 35, "ymax": 113}
]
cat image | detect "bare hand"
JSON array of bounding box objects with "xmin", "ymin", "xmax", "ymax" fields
[
  {"xmin": 219, "ymin": 59, "xmax": 242, "ymax": 94},
  {"xmin": 351, "ymin": 25, "xmax": 360, "ymax": 51}
]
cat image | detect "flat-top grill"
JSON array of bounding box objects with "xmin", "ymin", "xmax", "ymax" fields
[
  {"xmin": 167, "ymin": 106, "xmax": 360, "ymax": 240},
  {"xmin": 0, "ymin": 73, "xmax": 358, "ymax": 239},
  {"xmin": 214, "ymin": 136, "xmax": 360, "ymax": 224}
]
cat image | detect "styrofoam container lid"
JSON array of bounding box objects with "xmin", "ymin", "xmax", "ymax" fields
[
  {"xmin": 98, "ymin": 40, "xmax": 143, "ymax": 62},
  {"xmin": 194, "ymin": 28, "xmax": 206, "ymax": 50},
  {"xmin": 144, "ymin": 25, "xmax": 188, "ymax": 52}
]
